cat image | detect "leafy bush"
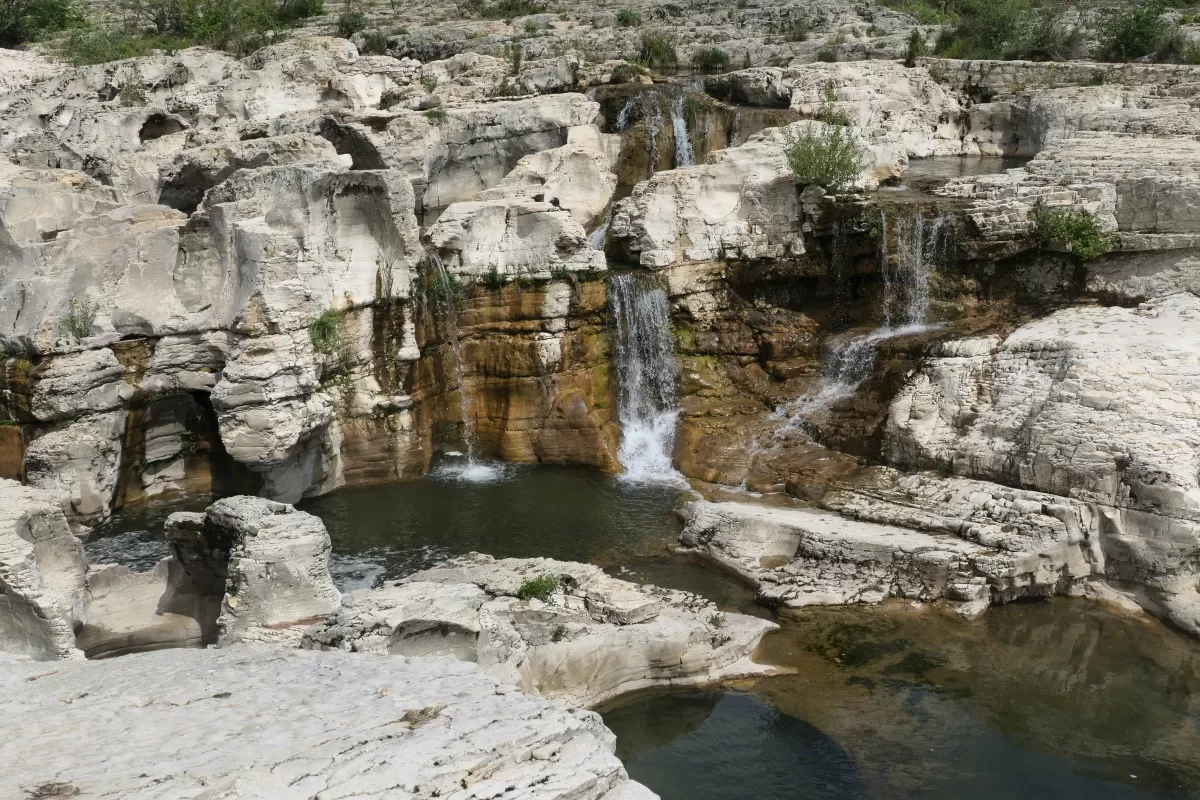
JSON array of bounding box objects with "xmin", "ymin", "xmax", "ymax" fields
[
  {"xmin": 505, "ymin": 40, "xmax": 523, "ymax": 74},
  {"xmin": 690, "ymin": 46, "xmax": 729, "ymax": 73},
  {"xmin": 278, "ymin": 0, "xmax": 323, "ymax": 21},
  {"xmin": 424, "ymin": 106, "xmax": 448, "ymax": 123},
  {"xmin": 516, "ymin": 573, "xmax": 560, "ymax": 602},
  {"xmin": 815, "ymin": 46, "xmax": 837, "ymax": 62},
  {"xmin": 903, "ymin": 27, "xmax": 927, "ymax": 66},
  {"xmin": 1030, "ymin": 204, "xmax": 1116, "ymax": 261},
  {"xmin": 62, "ymin": 295, "xmax": 98, "ymax": 340},
  {"xmin": 361, "ymin": 28, "xmax": 388, "ymax": 53},
  {"xmin": 783, "ymin": 122, "xmax": 863, "ymax": 193},
  {"xmin": 522, "ymin": 17, "xmax": 537, "ymax": 34},
  {"xmin": 420, "ymin": 73, "xmax": 438, "ymax": 92},
  {"xmin": 610, "ymin": 61, "xmax": 645, "ymax": 82},
  {"xmin": 465, "ymin": 0, "xmax": 544, "ymax": 20},
  {"xmin": 616, "ymin": 7, "xmax": 641, "ymax": 26},
  {"xmin": 308, "ymin": 310, "xmax": 344, "ymax": 354},
  {"xmin": 490, "ymin": 76, "xmax": 522, "ymax": 95},
  {"xmin": 1097, "ymin": 0, "xmax": 1170, "ymax": 62},
  {"xmin": 0, "ymin": 0, "xmax": 79, "ymax": 47},
  {"xmin": 337, "ymin": 9, "xmax": 365, "ymax": 37},
  {"xmin": 781, "ymin": 18, "xmax": 808, "ymax": 41},
  {"xmin": 483, "ymin": 265, "xmax": 509, "ymax": 292},
  {"xmin": 635, "ymin": 29, "xmax": 677, "ymax": 69}
]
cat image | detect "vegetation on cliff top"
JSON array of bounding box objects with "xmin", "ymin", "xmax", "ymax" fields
[{"xmin": 1030, "ymin": 204, "xmax": 1117, "ymax": 262}]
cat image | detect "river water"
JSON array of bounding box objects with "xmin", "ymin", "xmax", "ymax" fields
[{"xmin": 87, "ymin": 470, "xmax": 1200, "ymax": 799}]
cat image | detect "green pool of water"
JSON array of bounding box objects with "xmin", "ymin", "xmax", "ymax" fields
[{"xmin": 603, "ymin": 600, "xmax": 1200, "ymax": 800}]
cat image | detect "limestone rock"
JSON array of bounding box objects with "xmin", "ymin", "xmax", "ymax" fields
[
  {"xmin": 166, "ymin": 496, "xmax": 341, "ymax": 642},
  {"xmin": 0, "ymin": 644, "xmax": 656, "ymax": 800},
  {"xmin": 0, "ymin": 479, "xmax": 87, "ymax": 660},
  {"xmin": 304, "ymin": 553, "xmax": 776, "ymax": 708}
]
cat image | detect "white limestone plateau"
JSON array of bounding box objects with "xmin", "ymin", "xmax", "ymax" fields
[
  {"xmin": 0, "ymin": 644, "xmax": 657, "ymax": 800},
  {"xmin": 304, "ymin": 553, "xmax": 778, "ymax": 708}
]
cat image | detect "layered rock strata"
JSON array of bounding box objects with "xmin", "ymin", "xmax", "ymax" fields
[
  {"xmin": 304, "ymin": 553, "xmax": 777, "ymax": 708},
  {"xmin": 0, "ymin": 645, "xmax": 657, "ymax": 800}
]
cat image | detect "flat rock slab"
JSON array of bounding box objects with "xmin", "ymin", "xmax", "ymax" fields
[{"xmin": 0, "ymin": 644, "xmax": 655, "ymax": 800}]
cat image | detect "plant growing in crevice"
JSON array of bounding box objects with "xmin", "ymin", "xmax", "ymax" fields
[
  {"xmin": 424, "ymin": 106, "xmax": 448, "ymax": 124},
  {"xmin": 309, "ymin": 309, "xmax": 355, "ymax": 383},
  {"xmin": 1029, "ymin": 203, "xmax": 1116, "ymax": 262},
  {"xmin": 505, "ymin": 40, "xmax": 524, "ymax": 74},
  {"xmin": 62, "ymin": 295, "xmax": 98, "ymax": 340},
  {"xmin": 783, "ymin": 122, "xmax": 862, "ymax": 193},
  {"xmin": 483, "ymin": 265, "xmax": 510, "ymax": 293},
  {"xmin": 616, "ymin": 7, "xmax": 641, "ymax": 26},
  {"xmin": 516, "ymin": 573, "xmax": 560, "ymax": 601}
]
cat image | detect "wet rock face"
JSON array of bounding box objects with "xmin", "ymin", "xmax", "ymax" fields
[{"xmin": 0, "ymin": 644, "xmax": 656, "ymax": 800}]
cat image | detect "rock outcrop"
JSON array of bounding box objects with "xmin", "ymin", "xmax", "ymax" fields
[
  {"xmin": 0, "ymin": 479, "xmax": 87, "ymax": 659},
  {"xmin": 304, "ymin": 553, "xmax": 776, "ymax": 708},
  {"xmin": 0, "ymin": 644, "xmax": 657, "ymax": 800}
]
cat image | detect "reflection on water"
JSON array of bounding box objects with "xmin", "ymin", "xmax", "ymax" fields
[
  {"xmin": 300, "ymin": 463, "xmax": 742, "ymax": 599},
  {"xmin": 605, "ymin": 600, "xmax": 1200, "ymax": 800}
]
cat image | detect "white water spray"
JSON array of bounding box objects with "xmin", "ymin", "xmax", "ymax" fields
[
  {"xmin": 777, "ymin": 209, "xmax": 951, "ymax": 429},
  {"xmin": 671, "ymin": 93, "xmax": 695, "ymax": 168},
  {"xmin": 611, "ymin": 273, "xmax": 685, "ymax": 484},
  {"xmin": 426, "ymin": 253, "xmax": 504, "ymax": 482}
]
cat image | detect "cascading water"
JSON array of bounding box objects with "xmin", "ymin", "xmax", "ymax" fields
[
  {"xmin": 670, "ymin": 94, "xmax": 695, "ymax": 168},
  {"xmin": 777, "ymin": 208, "xmax": 951, "ymax": 431},
  {"xmin": 425, "ymin": 253, "xmax": 503, "ymax": 482},
  {"xmin": 610, "ymin": 273, "xmax": 685, "ymax": 484},
  {"xmin": 589, "ymin": 204, "xmax": 614, "ymax": 251}
]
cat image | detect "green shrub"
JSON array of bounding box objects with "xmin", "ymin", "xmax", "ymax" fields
[
  {"xmin": 616, "ymin": 7, "xmax": 641, "ymax": 26},
  {"xmin": 815, "ymin": 46, "xmax": 837, "ymax": 62},
  {"xmin": 1088, "ymin": 68, "xmax": 1107, "ymax": 85},
  {"xmin": 337, "ymin": 9, "xmax": 366, "ymax": 37},
  {"xmin": 610, "ymin": 61, "xmax": 645, "ymax": 82},
  {"xmin": 522, "ymin": 17, "xmax": 537, "ymax": 34},
  {"xmin": 308, "ymin": 310, "xmax": 344, "ymax": 354},
  {"xmin": 420, "ymin": 73, "xmax": 438, "ymax": 92},
  {"xmin": 903, "ymin": 27, "xmax": 927, "ymax": 66},
  {"xmin": 62, "ymin": 295, "xmax": 98, "ymax": 340},
  {"xmin": 0, "ymin": 0, "xmax": 79, "ymax": 47},
  {"xmin": 277, "ymin": 0, "xmax": 323, "ymax": 21},
  {"xmin": 361, "ymin": 28, "xmax": 388, "ymax": 53},
  {"xmin": 1156, "ymin": 28, "xmax": 1200, "ymax": 63},
  {"xmin": 471, "ymin": 0, "xmax": 544, "ymax": 19},
  {"xmin": 516, "ymin": 573, "xmax": 560, "ymax": 602},
  {"xmin": 483, "ymin": 265, "xmax": 509, "ymax": 292},
  {"xmin": 505, "ymin": 40, "xmax": 523, "ymax": 73},
  {"xmin": 1097, "ymin": 0, "xmax": 1170, "ymax": 62},
  {"xmin": 782, "ymin": 18, "xmax": 808, "ymax": 42},
  {"xmin": 690, "ymin": 46, "xmax": 729, "ymax": 73},
  {"xmin": 636, "ymin": 29, "xmax": 676, "ymax": 69},
  {"xmin": 1030, "ymin": 204, "xmax": 1117, "ymax": 261},
  {"xmin": 424, "ymin": 106, "xmax": 448, "ymax": 123},
  {"xmin": 783, "ymin": 122, "xmax": 862, "ymax": 193},
  {"xmin": 490, "ymin": 76, "xmax": 522, "ymax": 95}
]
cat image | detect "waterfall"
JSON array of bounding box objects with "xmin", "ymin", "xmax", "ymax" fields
[
  {"xmin": 777, "ymin": 208, "xmax": 951, "ymax": 430},
  {"xmin": 589, "ymin": 204, "xmax": 614, "ymax": 251},
  {"xmin": 610, "ymin": 273, "xmax": 684, "ymax": 484},
  {"xmin": 426, "ymin": 253, "xmax": 502, "ymax": 482},
  {"xmin": 671, "ymin": 94, "xmax": 695, "ymax": 168}
]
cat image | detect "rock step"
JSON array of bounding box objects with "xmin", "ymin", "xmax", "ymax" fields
[{"xmin": 678, "ymin": 500, "xmax": 997, "ymax": 612}]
